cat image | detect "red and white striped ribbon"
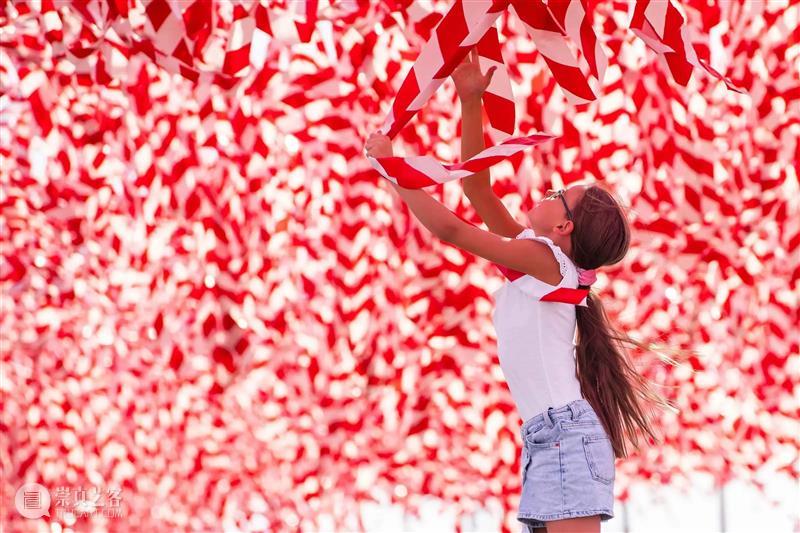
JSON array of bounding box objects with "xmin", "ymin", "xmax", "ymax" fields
[
  {"xmin": 367, "ymin": 133, "xmax": 556, "ymax": 188},
  {"xmin": 367, "ymin": 0, "xmax": 558, "ymax": 186},
  {"xmin": 495, "ymin": 256, "xmax": 591, "ymax": 306},
  {"xmin": 629, "ymin": 0, "xmax": 745, "ymax": 94},
  {"xmin": 367, "ymin": 0, "xmax": 743, "ymax": 187},
  {"xmin": 367, "ymin": 0, "xmax": 743, "ymax": 305},
  {"xmin": 510, "ymin": 0, "xmax": 607, "ymax": 105}
]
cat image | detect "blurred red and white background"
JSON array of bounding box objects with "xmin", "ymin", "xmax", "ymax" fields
[{"xmin": 1, "ymin": 1, "xmax": 798, "ymax": 532}]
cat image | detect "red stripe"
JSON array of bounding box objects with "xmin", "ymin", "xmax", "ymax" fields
[
  {"xmin": 511, "ymin": 0, "xmax": 565, "ymax": 34},
  {"xmin": 449, "ymin": 155, "xmax": 507, "ymax": 173},
  {"xmin": 433, "ymin": 1, "xmax": 469, "ymax": 78},
  {"xmin": 145, "ymin": 0, "xmax": 171, "ymax": 32},
  {"xmin": 232, "ymin": 4, "xmax": 249, "ymax": 21},
  {"xmin": 541, "ymin": 56, "xmax": 596, "ymax": 101},
  {"xmin": 377, "ymin": 158, "xmax": 436, "ymax": 188},
  {"xmin": 499, "ymin": 133, "xmax": 556, "ymax": 146},
  {"xmin": 171, "ymin": 38, "xmax": 193, "ymax": 66},
  {"xmin": 579, "ymin": 8, "xmax": 600, "ymax": 78},
  {"xmin": 630, "ymin": 2, "xmax": 647, "ymax": 31},
  {"xmin": 482, "ymin": 91, "xmax": 515, "ymax": 135},
  {"xmin": 223, "ymin": 44, "xmax": 251, "ymax": 76},
  {"xmin": 477, "ymin": 27, "xmax": 504, "ymax": 64},
  {"xmin": 494, "ymin": 263, "xmax": 525, "ymax": 281},
  {"xmin": 254, "ymin": 4, "xmax": 273, "ymax": 36},
  {"xmin": 494, "ymin": 266, "xmax": 590, "ymax": 304},
  {"xmin": 540, "ymin": 288, "xmax": 590, "ymax": 304},
  {"xmin": 661, "ymin": 2, "xmax": 692, "ymax": 85},
  {"xmin": 545, "ymin": 0, "xmax": 569, "ymax": 32},
  {"xmin": 387, "ymin": 74, "xmax": 422, "ymax": 138}
]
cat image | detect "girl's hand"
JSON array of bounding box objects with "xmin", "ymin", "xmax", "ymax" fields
[
  {"xmin": 451, "ymin": 47, "xmax": 497, "ymax": 102},
  {"xmin": 365, "ymin": 132, "xmax": 394, "ymax": 158}
]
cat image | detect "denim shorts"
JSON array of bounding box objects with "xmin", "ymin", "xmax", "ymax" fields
[{"xmin": 518, "ymin": 398, "xmax": 615, "ymax": 531}]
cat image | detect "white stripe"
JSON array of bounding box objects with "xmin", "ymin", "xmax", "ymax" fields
[
  {"xmin": 228, "ymin": 16, "xmax": 254, "ymax": 52},
  {"xmin": 250, "ymin": 28, "xmax": 271, "ymax": 70},
  {"xmin": 559, "ymin": 86, "xmax": 593, "ymax": 106},
  {"xmin": 269, "ymin": 12, "xmax": 301, "ymax": 43},
  {"xmin": 86, "ymin": 0, "xmax": 109, "ymax": 24},
  {"xmin": 407, "ymin": 0, "xmax": 434, "ymax": 24},
  {"xmin": 630, "ymin": 28, "xmax": 675, "ymax": 54},
  {"xmin": 152, "ymin": 11, "xmax": 185, "ymax": 53},
  {"xmin": 318, "ymin": 20, "xmax": 338, "ymax": 66},
  {"xmin": 472, "ymin": 142, "xmax": 529, "ymax": 158},
  {"xmin": 379, "ymin": 108, "xmax": 394, "ymax": 136},
  {"xmin": 461, "ymin": 8, "xmax": 503, "ymax": 46},
  {"xmin": 594, "ymin": 42, "xmax": 608, "ymax": 84},
  {"xmin": 481, "ymin": 57, "xmax": 509, "ymax": 96},
  {"xmin": 680, "ymin": 25, "xmax": 700, "ymax": 67},
  {"xmin": 586, "ymin": 75, "xmax": 601, "ymax": 99},
  {"xmin": 563, "ymin": 0, "xmax": 584, "ymax": 44},
  {"xmin": 486, "ymin": 127, "xmax": 513, "ymax": 146},
  {"xmin": 404, "ymin": 156, "xmax": 448, "ymax": 183},
  {"xmin": 644, "ymin": 0, "xmax": 669, "ymax": 40},
  {"xmin": 408, "ymin": 79, "xmax": 442, "ymax": 109},
  {"xmin": 525, "ymin": 27, "xmax": 580, "ymax": 67},
  {"xmin": 412, "ymin": 33, "xmax": 445, "ymax": 84},
  {"xmin": 167, "ymin": 0, "xmax": 184, "ymax": 21},
  {"xmin": 446, "ymin": 169, "xmax": 474, "ymax": 181},
  {"xmin": 461, "ymin": 0, "xmax": 495, "ymax": 31},
  {"xmin": 43, "ymin": 10, "xmax": 61, "ymax": 31}
]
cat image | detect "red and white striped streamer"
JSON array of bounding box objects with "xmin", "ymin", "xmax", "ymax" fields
[
  {"xmin": 510, "ymin": 0, "xmax": 606, "ymax": 104},
  {"xmin": 629, "ymin": 0, "xmax": 745, "ymax": 94},
  {"xmin": 368, "ymin": 0, "xmax": 744, "ymax": 187},
  {"xmin": 367, "ymin": 133, "xmax": 555, "ymax": 187}
]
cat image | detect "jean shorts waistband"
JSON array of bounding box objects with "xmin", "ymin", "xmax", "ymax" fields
[{"xmin": 520, "ymin": 398, "xmax": 593, "ymax": 439}]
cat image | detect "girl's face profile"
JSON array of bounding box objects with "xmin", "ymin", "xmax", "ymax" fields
[{"xmin": 525, "ymin": 184, "xmax": 588, "ymax": 233}]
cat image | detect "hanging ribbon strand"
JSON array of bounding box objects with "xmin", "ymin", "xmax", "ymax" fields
[{"xmin": 366, "ymin": 0, "xmax": 745, "ymax": 186}]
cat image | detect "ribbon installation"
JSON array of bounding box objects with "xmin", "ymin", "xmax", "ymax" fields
[{"xmin": 365, "ymin": 0, "xmax": 745, "ymax": 305}]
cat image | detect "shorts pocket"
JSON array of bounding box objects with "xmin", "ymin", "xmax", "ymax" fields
[
  {"xmin": 522, "ymin": 442, "xmax": 561, "ymax": 483},
  {"xmin": 582, "ymin": 435, "xmax": 614, "ymax": 485},
  {"xmin": 520, "ymin": 441, "xmax": 562, "ymax": 514},
  {"xmin": 522, "ymin": 423, "xmax": 555, "ymax": 447}
]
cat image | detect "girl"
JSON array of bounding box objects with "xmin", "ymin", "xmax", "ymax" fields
[{"xmin": 365, "ymin": 49, "xmax": 679, "ymax": 533}]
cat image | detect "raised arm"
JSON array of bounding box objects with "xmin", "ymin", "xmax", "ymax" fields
[{"xmin": 453, "ymin": 49, "xmax": 526, "ymax": 238}]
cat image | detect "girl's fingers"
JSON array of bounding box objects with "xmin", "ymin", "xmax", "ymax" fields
[
  {"xmin": 484, "ymin": 66, "xmax": 497, "ymax": 88},
  {"xmin": 366, "ymin": 133, "xmax": 387, "ymax": 145}
]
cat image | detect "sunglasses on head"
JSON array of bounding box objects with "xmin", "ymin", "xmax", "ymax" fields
[{"xmin": 545, "ymin": 189, "xmax": 574, "ymax": 221}]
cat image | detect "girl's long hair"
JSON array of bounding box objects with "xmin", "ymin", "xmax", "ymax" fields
[{"xmin": 570, "ymin": 185, "xmax": 691, "ymax": 459}]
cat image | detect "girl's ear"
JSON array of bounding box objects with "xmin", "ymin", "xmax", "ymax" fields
[{"xmin": 555, "ymin": 220, "xmax": 574, "ymax": 234}]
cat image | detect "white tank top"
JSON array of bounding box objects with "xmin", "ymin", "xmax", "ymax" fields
[{"xmin": 491, "ymin": 227, "xmax": 584, "ymax": 422}]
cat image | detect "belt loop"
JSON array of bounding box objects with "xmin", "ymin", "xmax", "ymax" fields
[
  {"xmin": 545, "ymin": 407, "xmax": 555, "ymax": 427},
  {"xmin": 567, "ymin": 402, "xmax": 577, "ymax": 420}
]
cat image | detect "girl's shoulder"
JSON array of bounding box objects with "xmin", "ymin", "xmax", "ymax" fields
[{"xmin": 514, "ymin": 227, "xmax": 578, "ymax": 288}]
